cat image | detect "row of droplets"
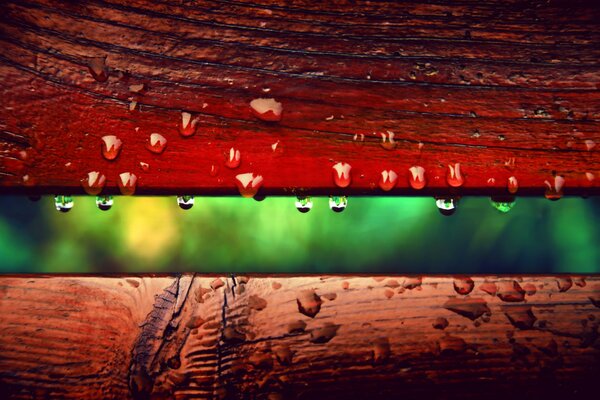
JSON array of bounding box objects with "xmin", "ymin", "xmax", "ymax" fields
[{"xmin": 52, "ymin": 195, "xmax": 515, "ymax": 215}]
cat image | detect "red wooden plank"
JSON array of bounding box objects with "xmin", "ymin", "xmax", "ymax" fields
[{"xmin": 0, "ymin": 0, "xmax": 598, "ymax": 197}]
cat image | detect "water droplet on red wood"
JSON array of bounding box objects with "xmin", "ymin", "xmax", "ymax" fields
[
  {"xmin": 378, "ymin": 170, "xmax": 398, "ymax": 191},
  {"xmin": 332, "ymin": 162, "xmax": 352, "ymax": 188},
  {"xmin": 101, "ymin": 135, "xmax": 122, "ymax": 160},
  {"xmin": 118, "ymin": 172, "xmax": 137, "ymax": 195},
  {"xmin": 250, "ymin": 98, "xmax": 282, "ymax": 122},
  {"xmin": 81, "ymin": 171, "xmax": 106, "ymax": 195},
  {"xmin": 225, "ymin": 148, "xmax": 241, "ymax": 169},
  {"xmin": 235, "ymin": 172, "xmax": 263, "ymax": 198},
  {"xmin": 408, "ymin": 166, "xmax": 426, "ymax": 189},
  {"xmin": 446, "ymin": 163, "xmax": 464, "ymax": 187}
]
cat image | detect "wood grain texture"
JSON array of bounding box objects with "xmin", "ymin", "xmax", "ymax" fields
[
  {"xmin": 0, "ymin": 275, "xmax": 599, "ymax": 399},
  {"xmin": 0, "ymin": 0, "xmax": 599, "ymax": 197}
]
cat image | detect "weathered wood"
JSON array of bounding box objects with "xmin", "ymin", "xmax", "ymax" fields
[
  {"xmin": 1, "ymin": 275, "xmax": 599, "ymax": 398},
  {"xmin": 0, "ymin": 0, "xmax": 598, "ymax": 196}
]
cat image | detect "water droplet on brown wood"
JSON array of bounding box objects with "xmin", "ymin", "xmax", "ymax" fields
[
  {"xmin": 384, "ymin": 289, "xmax": 395, "ymax": 299},
  {"xmin": 372, "ymin": 338, "xmax": 390, "ymax": 365},
  {"xmin": 438, "ymin": 335, "xmax": 467, "ymax": 356},
  {"xmin": 321, "ymin": 293, "xmax": 337, "ymax": 301},
  {"xmin": 249, "ymin": 295, "xmax": 268, "ymax": 311},
  {"xmin": 444, "ymin": 297, "xmax": 490, "ymax": 320},
  {"xmin": 479, "ymin": 282, "xmax": 497, "ymax": 296},
  {"xmin": 523, "ymin": 283, "xmax": 537, "ymax": 296},
  {"xmin": 223, "ymin": 326, "xmax": 246, "ymax": 343},
  {"xmin": 274, "ymin": 345, "xmax": 293, "ymax": 366},
  {"xmin": 504, "ymin": 305, "xmax": 537, "ymax": 330},
  {"xmin": 557, "ymin": 277, "xmax": 573, "ymax": 292},
  {"xmin": 126, "ymin": 278, "xmax": 140, "ymax": 288},
  {"xmin": 287, "ymin": 320, "xmax": 307, "ymax": 334},
  {"xmin": 403, "ymin": 277, "xmax": 422, "ymax": 289},
  {"xmin": 453, "ymin": 277, "xmax": 474, "ymax": 295},
  {"xmin": 385, "ymin": 280, "xmax": 400, "ymax": 288},
  {"xmin": 310, "ymin": 322, "xmax": 339, "ymax": 344},
  {"xmin": 210, "ymin": 278, "xmax": 225, "ymax": 290},
  {"xmin": 497, "ymin": 281, "xmax": 526, "ymax": 302},
  {"xmin": 341, "ymin": 281, "xmax": 350, "ymax": 290},
  {"xmin": 272, "ymin": 282, "xmax": 282, "ymax": 290},
  {"xmin": 297, "ymin": 290, "xmax": 322, "ymax": 318},
  {"xmin": 433, "ymin": 317, "xmax": 449, "ymax": 330}
]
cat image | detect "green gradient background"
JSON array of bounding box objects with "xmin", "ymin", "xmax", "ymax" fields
[{"xmin": 0, "ymin": 196, "xmax": 598, "ymax": 273}]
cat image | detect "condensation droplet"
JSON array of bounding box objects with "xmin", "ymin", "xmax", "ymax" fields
[
  {"xmin": 353, "ymin": 133, "xmax": 365, "ymax": 148},
  {"xmin": 490, "ymin": 196, "xmax": 516, "ymax": 213},
  {"xmin": 146, "ymin": 133, "xmax": 167, "ymax": 154},
  {"xmin": 544, "ymin": 175, "xmax": 564, "ymax": 201},
  {"xmin": 408, "ymin": 166, "xmax": 426, "ymax": 189},
  {"xmin": 118, "ymin": 172, "xmax": 137, "ymax": 195},
  {"xmin": 177, "ymin": 195, "xmax": 194, "ymax": 210},
  {"xmin": 446, "ymin": 163, "xmax": 464, "ymax": 187},
  {"xmin": 180, "ymin": 112, "xmax": 198, "ymax": 137},
  {"xmin": 508, "ymin": 176, "xmax": 518, "ymax": 194},
  {"xmin": 140, "ymin": 162, "xmax": 150, "ymax": 171},
  {"xmin": 101, "ymin": 135, "xmax": 122, "ymax": 161},
  {"xmin": 332, "ymin": 162, "xmax": 352, "ymax": 188},
  {"xmin": 54, "ymin": 195, "xmax": 74, "ymax": 212},
  {"xmin": 81, "ymin": 171, "xmax": 106, "ymax": 195},
  {"xmin": 225, "ymin": 147, "xmax": 241, "ymax": 169},
  {"xmin": 235, "ymin": 173, "xmax": 263, "ymax": 198},
  {"xmin": 96, "ymin": 195, "xmax": 113, "ymax": 211},
  {"xmin": 378, "ymin": 170, "xmax": 398, "ymax": 191},
  {"xmin": 88, "ymin": 57, "xmax": 108, "ymax": 82},
  {"xmin": 329, "ymin": 196, "xmax": 348, "ymax": 213},
  {"xmin": 584, "ymin": 139, "xmax": 596, "ymax": 151},
  {"xmin": 250, "ymin": 98, "xmax": 282, "ymax": 122},
  {"xmin": 436, "ymin": 197, "xmax": 458, "ymax": 216},
  {"xmin": 295, "ymin": 196, "xmax": 313, "ymax": 213},
  {"xmin": 380, "ymin": 131, "xmax": 397, "ymax": 150}
]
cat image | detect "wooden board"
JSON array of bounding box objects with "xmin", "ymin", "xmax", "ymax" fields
[
  {"xmin": 1, "ymin": 275, "xmax": 599, "ymax": 398},
  {"xmin": 0, "ymin": 0, "xmax": 599, "ymax": 197}
]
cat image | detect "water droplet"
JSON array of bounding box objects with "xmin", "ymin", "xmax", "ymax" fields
[
  {"xmin": 310, "ymin": 322, "xmax": 339, "ymax": 344},
  {"xmin": 177, "ymin": 195, "xmax": 194, "ymax": 210},
  {"xmin": 408, "ymin": 166, "xmax": 426, "ymax": 189},
  {"xmin": 544, "ymin": 175, "xmax": 565, "ymax": 200},
  {"xmin": 436, "ymin": 197, "xmax": 457, "ymax": 216},
  {"xmin": 487, "ymin": 177, "xmax": 496, "ymax": 186},
  {"xmin": 585, "ymin": 172, "xmax": 595, "ymax": 182},
  {"xmin": 557, "ymin": 277, "xmax": 573, "ymax": 292},
  {"xmin": 235, "ymin": 172, "xmax": 263, "ymax": 198},
  {"xmin": 54, "ymin": 195, "xmax": 73, "ymax": 212},
  {"xmin": 372, "ymin": 338, "xmax": 391, "ymax": 365},
  {"xmin": 129, "ymin": 83, "xmax": 144, "ymax": 93},
  {"xmin": 379, "ymin": 131, "xmax": 397, "ymax": 150},
  {"xmin": 497, "ymin": 281, "xmax": 526, "ymax": 302},
  {"xmin": 250, "ymin": 98, "xmax": 282, "ymax": 122},
  {"xmin": 101, "ymin": 135, "xmax": 122, "ymax": 161},
  {"xmin": 139, "ymin": 162, "xmax": 150, "ymax": 171},
  {"xmin": 81, "ymin": 171, "xmax": 106, "ymax": 195},
  {"xmin": 225, "ymin": 147, "xmax": 241, "ymax": 169},
  {"xmin": 209, "ymin": 164, "xmax": 219, "ymax": 176},
  {"xmin": 444, "ymin": 297, "xmax": 490, "ymax": 320},
  {"xmin": 332, "ymin": 162, "xmax": 352, "ymax": 188},
  {"xmin": 253, "ymin": 193, "xmax": 266, "ymax": 202},
  {"xmin": 146, "ymin": 133, "xmax": 167, "ymax": 154},
  {"xmin": 96, "ymin": 195, "xmax": 113, "ymax": 211},
  {"xmin": 454, "ymin": 277, "xmax": 475, "ymax": 295},
  {"xmin": 180, "ymin": 112, "xmax": 198, "ymax": 137},
  {"xmin": 295, "ymin": 196, "xmax": 313, "ymax": 213},
  {"xmin": 490, "ymin": 196, "xmax": 516, "ymax": 213},
  {"xmin": 353, "ymin": 133, "xmax": 365, "ymax": 148},
  {"xmin": 378, "ymin": 169, "xmax": 398, "ymax": 191},
  {"xmin": 329, "ymin": 196, "xmax": 348, "ymax": 212},
  {"xmin": 504, "ymin": 305, "xmax": 537, "ymax": 330},
  {"xmin": 297, "ymin": 290, "xmax": 322, "ymax": 318},
  {"xmin": 507, "ymin": 176, "xmax": 518, "ymax": 194},
  {"xmin": 433, "ymin": 317, "xmax": 449, "ymax": 330},
  {"xmin": 585, "ymin": 139, "xmax": 596, "ymax": 151},
  {"xmin": 88, "ymin": 57, "xmax": 108, "ymax": 82},
  {"xmin": 118, "ymin": 172, "xmax": 137, "ymax": 195},
  {"xmin": 446, "ymin": 163, "xmax": 464, "ymax": 187}
]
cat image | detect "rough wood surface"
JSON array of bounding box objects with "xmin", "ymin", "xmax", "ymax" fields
[
  {"xmin": 1, "ymin": 275, "xmax": 599, "ymax": 398},
  {"xmin": 0, "ymin": 0, "xmax": 599, "ymax": 196}
]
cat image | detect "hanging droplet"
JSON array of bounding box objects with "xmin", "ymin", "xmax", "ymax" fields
[
  {"xmin": 446, "ymin": 163, "xmax": 464, "ymax": 187},
  {"xmin": 408, "ymin": 166, "xmax": 426, "ymax": 190},
  {"xmin": 332, "ymin": 162, "xmax": 352, "ymax": 188},
  {"xmin": 225, "ymin": 147, "xmax": 241, "ymax": 169},
  {"xmin": 544, "ymin": 175, "xmax": 564, "ymax": 201},
  {"xmin": 295, "ymin": 196, "xmax": 313, "ymax": 213},
  {"xmin": 54, "ymin": 195, "xmax": 74, "ymax": 212},
  {"xmin": 329, "ymin": 196, "xmax": 348, "ymax": 213},
  {"xmin": 118, "ymin": 172, "xmax": 137, "ymax": 195},
  {"xmin": 180, "ymin": 112, "xmax": 198, "ymax": 137},
  {"xmin": 81, "ymin": 171, "xmax": 106, "ymax": 195},
  {"xmin": 490, "ymin": 196, "xmax": 516, "ymax": 213},
  {"xmin": 253, "ymin": 193, "xmax": 266, "ymax": 202},
  {"xmin": 435, "ymin": 197, "xmax": 457, "ymax": 216},
  {"xmin": 235, "ymin": 172, "xmax": 263, "ymax": 198},
  {"xmin": 146, "ymin": 133, "xmax": 167, "ymax": 154},
  {"xmin": 101, "ymin": 135, "xmax": 122, "ymax": 161},
  {"xmin": 378, "ymin": 170, "xmax": 398, "ymax": 191},
  {"xmin": 508, "ymin": 176, "xmax": 518, "ymax": 194},
  {"xmin": 96, "ymin": 195, "xmax": 113, "ymax": 211},
  {"xmin": 380, "ymin": 131, "xmax": 397, "ymax": 150},
  {"xmin": 250, "ymin": 98, "xmax": 283, "ymax": 122},
  {"xmin": 177, "ymin": 195, "xmax": 194, "ymax": 210}
]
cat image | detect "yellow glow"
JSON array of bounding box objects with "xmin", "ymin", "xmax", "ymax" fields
[{"xmin": 121, "ymin": 198, "xmax": 179, "ymax": 262}]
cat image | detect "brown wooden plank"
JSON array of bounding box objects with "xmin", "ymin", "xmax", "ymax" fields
[{"xmin": 0, "ymin": 275, "xmax": 598, "ymax": 399}]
